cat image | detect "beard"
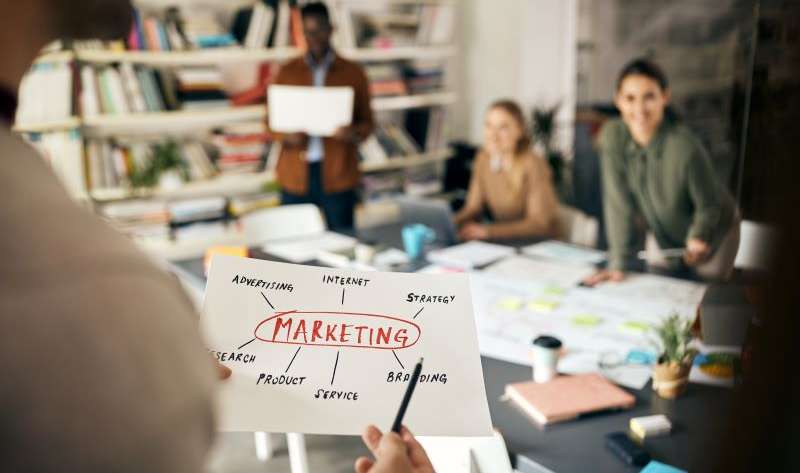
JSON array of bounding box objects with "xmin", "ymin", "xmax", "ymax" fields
[{"xmin": 47, "ymin": 0, "xmax": 133, "ymax": 41}]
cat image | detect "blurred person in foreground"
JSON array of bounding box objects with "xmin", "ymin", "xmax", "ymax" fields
[
  {"xmin": 0, "ymin": 2, "xmax": 431, "ymax": 472},
  {"xmin": 454, "ymin": 99, "xmax": 560, "ymax": 241},
  {"xmin": 585, "ymin": 58, "xmax": 739, "ymax": 286}
]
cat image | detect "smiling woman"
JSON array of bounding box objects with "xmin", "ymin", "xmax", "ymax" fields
[{"xmin": 583, "ymin": 58, "xmax": 740, "ymax": 286}]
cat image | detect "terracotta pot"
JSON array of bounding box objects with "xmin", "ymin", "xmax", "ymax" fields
[{"xmin": 652, "ymin": 361, "xmax": 691, "ymax": 399}]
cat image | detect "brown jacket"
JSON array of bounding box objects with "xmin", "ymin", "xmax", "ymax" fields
[
  {"xmin": 454, "ymin": 150, "xmax": 560, "ymax": 240},
  {"xmin": 270, "ymin": 53, "xmax": 374, "ymax": 194}
]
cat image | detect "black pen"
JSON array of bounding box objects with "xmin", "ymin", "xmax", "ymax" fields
[{"xmin": 391, "ymin": 357, "xmax": 423, "ymax": 433}]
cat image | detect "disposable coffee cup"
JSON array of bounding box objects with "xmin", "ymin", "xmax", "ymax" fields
[{"xmin": 531, "ymin": 335, "xmax": 562, "ymax": 383}]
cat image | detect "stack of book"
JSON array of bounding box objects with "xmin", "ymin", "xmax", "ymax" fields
[
  {"xmin": 404, "ymin": 61, "xmax": 445, "ymax": 94},
  {"xmin": 15, "ymin": 62, "xmax": 74, "ymax": 125},
  {"xmin": 211, "ymin": 123, "xmax": 271, "ymax": 174},
  {"xmin": 359, "ymin": 122, "xmax": 421, "ymax": 165},
  {"xmin": 335, "ymin": 3, "xmax": 454, "ymax": 48},
  {"xmin": 232, "ymin": 0, "xmax": 293, "ymax": 49},
  {"xmin": 99, "ymin": 199, "xmax": 171, "ymax": 243},
  {"xmin": 168, "ymin": 197, "xmax": 228, "ymax": 224},
  {"xmin": 127, "ymin": 6, "xmax": 236, "ymax": 50},
  {"xmin": 80, "ymin": 64, "xmax": 171, "ymax": 116},
  {"xmin": 175, "ymin": 67, "xmax": 230, "ymax": 109},
  {"xmin": 365, "ymin": 64, "xmax": 408, "ymax": 97}
]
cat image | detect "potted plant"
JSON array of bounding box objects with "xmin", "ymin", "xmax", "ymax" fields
[
  {"xmin": 129, "ymin": 140, "xmax": 188, "ymax": 190},
  {"xmin": 531, "ymin": 104, "xmax": 566, "ymax": 195},
  {"xmin": 650, "ymin": 313, "xmax": 697, "ymax": 399}
]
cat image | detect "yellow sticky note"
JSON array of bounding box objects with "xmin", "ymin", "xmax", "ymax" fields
[
  {"xmin": 497, "ymin": 297, "xmax": 523, "ymax": 311},
  {"xmin": 543, "ymin": 286, "xmax": 566, "ymax": 296},
  {"xmin": 527, "ymin": 299, "xmax": 559, "ymax": 313},
  {"xmin": 572, "ymin": 314, "xmax": 602, "ymax": 326},
  {"xmin": 619, "ymin": 321, "xmax": 650, "ymax": 333}
]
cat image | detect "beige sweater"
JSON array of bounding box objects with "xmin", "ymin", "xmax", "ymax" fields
[
  {"xmin": 0, "ymin": 127, "xmax": 216, "ymax": 473},
  {"xmin": 455, "ymin": 150, "xmax": 560, "ymax": 239}
]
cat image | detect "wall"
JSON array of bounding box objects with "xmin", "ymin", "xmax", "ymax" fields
[{"xmin": 451, "ymin": 0, "xmax": 577, "ymax": 156}]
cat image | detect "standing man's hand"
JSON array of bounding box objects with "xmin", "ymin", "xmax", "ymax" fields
[
  {"xmin": 283, "ymin": 132, "xmax": 309, "ymax": 148},
  {"xmin": 334, "ymin": 125, "xmax": 358, "ymax": 144},
  {"xmin": 684, "ymin": 238, "xmax": 712, "ymax": 266},
  {"xmin": 582, "ymin": 269, "xmax": 625, "ymax": 287},
  {"xmin": 355, "ymin": 425, "xmax": 435, "ymax": 473}
]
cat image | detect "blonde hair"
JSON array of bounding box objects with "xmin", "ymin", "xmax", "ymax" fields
[{"xmin": 486, "ymin": 99, "xmax": 532, "ymax": 193}]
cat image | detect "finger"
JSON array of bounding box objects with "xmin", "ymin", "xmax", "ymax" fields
[
  {"xmin": 354, "ymin": 456, "xmax": 374, "ymax": 473},
  {"xmin": 361, "ymin": 425, "xmax": 382, "ymax": 456},
  {"xmin": 400, "ymin": 426, "xmax": 434, "ymax": 468},
  {"xmin": 217, "ymin": 362, "xmax": 232, "ymax": 380}
]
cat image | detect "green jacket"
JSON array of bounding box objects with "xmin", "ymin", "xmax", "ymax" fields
[{"xmin": 600, "ymin": 118, "xmax": 737, "ymax": 271}]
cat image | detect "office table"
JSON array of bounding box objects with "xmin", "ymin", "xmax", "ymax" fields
[{"xmin": 172, "ymin": 225, "xmax": 735, "ymax": 473}]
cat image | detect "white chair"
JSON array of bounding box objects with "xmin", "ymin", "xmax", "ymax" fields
[
  {"xmin": 241, "ymin": 204, "xmax": 326, "ymax": 244},
  {"xmin": 734, "ymin": 220, "xmax": 777, "ymax": 271},
  {"xmin": 557, "ymin": 205, "xmax": 599, "ymax": 248}
]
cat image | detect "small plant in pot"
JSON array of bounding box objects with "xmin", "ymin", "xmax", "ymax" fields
[
  {"xmin": 129, "ymin": 140, "xmax": 188, "ymax": 190},
  {"xmin": 650, "ymin": 313, "xmax": 697, "ymax": 399}
]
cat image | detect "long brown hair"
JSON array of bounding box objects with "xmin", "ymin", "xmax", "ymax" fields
[
  {"xmin": 484, "ymin": 99, "xmax": 534, "ymax": 195},
  {"xmin": 488, "ymin": 99, "xmax": 531, "ymax": 154}
]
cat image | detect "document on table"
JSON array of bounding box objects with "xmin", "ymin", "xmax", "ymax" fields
[
  {"xmin": 262, "ymin": 231, "xmax": 357, "ymax": 263},
  {"xmin": 268, "ymin": 85, "xmax": 354, "ymax": 137},
  {"xmin": 484, "ymin": 256, "xmax": 595, "ymax": 287},
  {"xmin": 521, "ymin": 240, "xmax": 606, "ymax": 266},
  {"xmin": 426, "ymin": 241, "xmax": 516, "ymax": 269},
  {"xmin": 203, "ymin": 256, "xmax": 493, "ymax": 435}
]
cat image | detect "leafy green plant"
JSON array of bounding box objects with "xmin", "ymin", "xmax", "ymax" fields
[
  {"xmin": 651, "ymin": 313, "xmax": 697, "ymax": 365},
  {"xmin": 531, "ymin": 104, "xmax": 564, "ymax": 187},
  {"xmin": 129, "ymin": 140, "xmax": 188, "ymax": 188}
]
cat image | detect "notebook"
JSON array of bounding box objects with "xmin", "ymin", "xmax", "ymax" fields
[{"xmin": 504, "ymin": 373, "xmax": 636, "ymax": 425}]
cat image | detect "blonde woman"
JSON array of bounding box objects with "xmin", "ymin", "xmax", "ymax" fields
[{"xmin": 454, "ymin": 99, "xmax": 560, "ymax": 240}]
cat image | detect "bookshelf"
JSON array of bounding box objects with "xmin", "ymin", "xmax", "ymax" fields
[
  {"xmin": 73, "ymin": 45, "xmax": 454, "ymax": 65},
  {"xmin": 15, "ymin": 0, "xmax": 457, "ymax": 260}
]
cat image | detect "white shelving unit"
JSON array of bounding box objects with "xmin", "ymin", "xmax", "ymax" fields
[
  {"xmin": 72, "ymin": 45, "xmax": 455, "ymax": 65},
  {"xmin": 18, "ymin": 0, "xmax": 457, "ymax": 260},
  {"xmin": 79, "ymin": 91, "xmax": 455, "ymax": 136}
]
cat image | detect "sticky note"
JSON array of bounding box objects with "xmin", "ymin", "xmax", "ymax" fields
[
  {"xmin": 527, "ymin": 299, "xmax": 559, "ymax": 312},
  {"xmin": 543, "ymin": 286, "xmax": 566, "ymax": 296},
  {"xmin": 497, "ymin": 297, "xmax": 523, "ymax": 311},
  {"xmin": 619, "ymin": 321, "xmax": 650, "ymax": 333},
  {"xmin": 572, "ymin": 314, "xmax": 602, "ymax": 326}
]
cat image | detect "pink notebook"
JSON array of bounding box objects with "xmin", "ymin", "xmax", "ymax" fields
[{"xmin": 505, "ymin": 373, "xmax": 636, "ymax": 425}]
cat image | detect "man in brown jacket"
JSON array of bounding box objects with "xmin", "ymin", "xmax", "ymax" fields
[{"xmin": 270, "ymin": 2, "xmax": 374, "ymax": 230}]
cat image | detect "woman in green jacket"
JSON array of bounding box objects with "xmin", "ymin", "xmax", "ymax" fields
[{"xmin": 585, "ymin": 59, "xmax": 740, "ymax": 284}]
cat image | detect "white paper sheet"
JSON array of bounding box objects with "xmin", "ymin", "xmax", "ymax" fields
[
  {"xmin": 203, "ymin": 256, "xmax": 493, "ymax": 436},
  {"xmin": 427, "ymin": 241, "xmax": 516, "ymax": 269},
  {"xmin": 521, "ymin": 240, "xmax": 606, "ymax": 266},
  {"xmin": 484, "ymin": 256, "xmax": 596, "ymax": 287},
  {"xmin": 268, "ymin": 85, "xmax": 354, "ymax": 136},
  {"xmin": 262, "ymin": 231, "xmax": 357, "ymax": 263}
]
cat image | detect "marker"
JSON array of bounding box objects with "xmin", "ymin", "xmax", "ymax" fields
[
  {"xmin": 391, "ymin": 357, "xmax": 423, "ymax": 433},
  {"xmin": 637, "ymin": 248, "xmax": 685, "ymax": 259}
]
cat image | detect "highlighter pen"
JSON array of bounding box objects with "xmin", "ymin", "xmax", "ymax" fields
[{"xmin": 391, "ymin": 357, "xmax": 424, "ymax": 433}]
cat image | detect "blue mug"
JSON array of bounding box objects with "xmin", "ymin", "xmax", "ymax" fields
[{"xmin": 402, "ymin": 224, "xmax": 436, "ymax": 260}]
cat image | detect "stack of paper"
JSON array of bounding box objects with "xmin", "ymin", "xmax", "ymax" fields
[
  {"xmin": 427, "ymin": 241, "xmax": 516, "ymax": 269},
  {"xmin": 262, "ymin": 231, "xmax": 357, "ymax": 263}
]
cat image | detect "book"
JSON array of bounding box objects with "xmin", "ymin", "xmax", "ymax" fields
[
  {"xmin": 290, "ymin": 4, "xmax": 307, "ymax": 50},
  {"xmin": 79, "ymin": 65, "xmax": 100, "ymax": 117},
  {"xmin": 505, "ymin": 374, "xmax": 636, "ymax": 426}
]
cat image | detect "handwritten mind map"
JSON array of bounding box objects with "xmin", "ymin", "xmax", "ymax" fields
[{"xmin": 203, "ymin": 255, "xmax": 492, "ymax": 436}]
